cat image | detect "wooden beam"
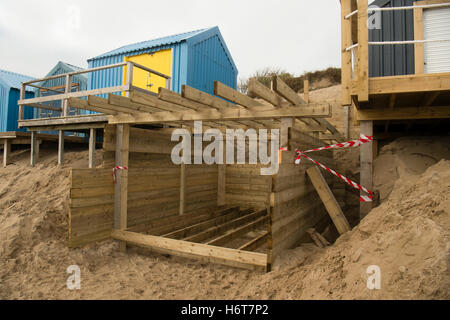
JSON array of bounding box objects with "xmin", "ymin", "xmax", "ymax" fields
[
  {"xmin": 111, "ymin": 230, "xmax": 267, "ymax": 271},
  {"xmin": 357, "ymin": 106, "xmax": 450, "ymax": 121},
  {"xmin": 218, "ymin": 164, "xmax": 226, "ymax": 206},
  {"xmin": 179, "ymin": 163, "xmax": 186, "ymax": 215},
  {"xmin": 131, "ymin": 90, "xmax": 189, "ymax": 112},
  {"xmin": 159, "ymin": 87, "xmax": 210, "ymax": 111},
  {"xmin": 341, "ymin": 0, "xmax": 353, "ymax": 106},
  {"xmin": 108, "ymin": 103, "xmax": 331, "ymax": 125},
  {"xmin": 108, "ymin": 93, "xmax": 162, "ymax": 113},
  {"xmin": 184, "ymin": 209, "xmax": 267, "ymax": 243},
  {"xmin": 360, "ymin": 120, "xmax": 373, "ymax": 219},
  {"xmin": 352, "ymin": 73, "xmax": 450, "ymax": 95},
  {"xmin": 18, "ymin": 114, "xmax": 109, "ymax": 128},
  {"xmin": 271, "ymin": 76, "xmax": 306, "ymax": 106},
  {"xmin": 389, "ymin": 94, "xmax": 397, "ymax": 109},
  {"xmin": 357, "ymin": 0, "xmax": 369, "ymax": 102},
  {"xmin": 248, "ymin": 78, "xmax": 283, "ymax": 107},
  {"xmin": 182, "ymin": 85, "xmax": 236, "ymax": 111},
  {"xmin": 88, "ymin": 128, "xmax": 96, "ymax": 169},
  {"xmin": 206, "ymin": 215, "xmax": 268, "ymax": 247},
  {"xmin": 114, "ymin": 124, "xmax": 130, "ymax": 252},
  {"xmin": 238, "ymin": 231, "xmax": 268, "ymax": 251},
  {"xmin": 306, "ymin": 166, "xmax": 351, "ymax": 235},
  {"xmin": 214, "ymin": 81, "xmax": 263, "ymax": 109}
]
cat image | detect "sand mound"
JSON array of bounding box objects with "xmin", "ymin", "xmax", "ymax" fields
[
  {"xmin": 1, "ymin": 136, "xmax": 449, "ymax": 300},
  {"xmin": 236, "ymin": 144, "xmax": 450, "ymax": 299}
]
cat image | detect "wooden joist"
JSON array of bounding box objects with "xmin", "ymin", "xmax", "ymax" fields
[
  {"xmin": 206, "ymin": 215, "xmax": 268, "ymax": 247},
  {"xmin": 111, "ymin": 230, "xmax": 267, "ymax": 271},
  {"xmin": 248, "ymin": 78, "xmax": 283, "ymax": 107},
  {"xmin": 69, "ymin": 97, "xmax": 116, "ymax": 115},
  {"xmin": 162, "ymin": 206, "xmax": 241, "ymax": 239},
  {"xmin": 182, "ymin": 85, "xmax": 236, "ymax": 111},
  {"xmin": 238, "ymin": 231, "xmax": 269, "ymax": 251},
  {"xmin": 272, "ymin": 76, "xmax": 306, "ymax": 106},
  {"xmin": 214, "ymin": 81, "xmax": 265, "ymax": 109},
  {"xmin": 183, "ymin": 209, "xmax": 266, "ymax": 243},
  {"xmin": 108, "ymin": 103, "xmax": 331, "ymax": 125}
]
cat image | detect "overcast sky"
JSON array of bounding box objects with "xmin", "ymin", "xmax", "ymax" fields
[{"xmin": 0, "ymin": 0, "xmax": 343, "ymax": 81}]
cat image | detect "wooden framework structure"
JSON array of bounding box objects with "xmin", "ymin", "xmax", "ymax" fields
[
  {"xmin": 341, "ymin": 0, "xmax": 450, "ymax": 217},
  {"xmin": 17, "ymin": 62, "xmax": 346, "ymax": 271}
]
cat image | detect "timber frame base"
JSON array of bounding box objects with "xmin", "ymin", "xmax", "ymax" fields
[{"xmin": 112, "ymin": 206, "xmax": 269, "ymax": 271}]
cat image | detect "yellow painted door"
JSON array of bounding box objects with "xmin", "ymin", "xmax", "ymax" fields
[{"xmin": 123, "ymin": 49, "xmax": 172, "ymax": 94}]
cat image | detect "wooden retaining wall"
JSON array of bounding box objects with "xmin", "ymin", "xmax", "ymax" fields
[{"xmin": 69, "ymin": 125, "xmax": 218, "ymax": 247}]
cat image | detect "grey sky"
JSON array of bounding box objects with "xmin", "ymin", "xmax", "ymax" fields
[{"xmin": 0, "ymin": 0, "xmax": 342, "ymax": 81}]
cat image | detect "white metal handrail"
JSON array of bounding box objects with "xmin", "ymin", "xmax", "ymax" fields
[{"xmin": 345, "ymin": 2, "xmax": 450, "ymax": 19}]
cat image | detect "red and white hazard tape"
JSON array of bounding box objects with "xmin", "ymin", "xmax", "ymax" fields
[
  {"xmin": 281, "ymin": 134, "xmax": 375, "ymax": 202},
  {"xmin": 112, "ymin": 166, "xmax": 128, "ymax": 184}
]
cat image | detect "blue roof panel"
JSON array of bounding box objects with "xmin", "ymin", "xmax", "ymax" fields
[
  {"xmin": 89, "ymin": 28, "xmax": 210, "ymax": 61},
  {"xmin": 0, "ymin": 69, "xmax": 34, "ymax": 90}
]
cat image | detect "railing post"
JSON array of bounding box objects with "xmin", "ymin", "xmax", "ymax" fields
[
  {"xmin": 19, "ymin": 83, "xmax": 25, "ymax": 121},
  {"xmin": 165, "ymin": 77, "xmax": 172, "ymax": 90},
  {"xmin": 357, "ymin": 0, "xmax": 369, "ymax": 102},
  {"xmin": 125, "ymin": 62, "xmax": 134, "ymax": 97},
  {"xmin": 341, "ymin": 0, "xmax": 353, "ymax": 106}
]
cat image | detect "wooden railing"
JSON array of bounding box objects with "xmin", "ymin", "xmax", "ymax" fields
[{"xmin": 18, "ymin": 61, "xmax": 172, "ymax": 121}]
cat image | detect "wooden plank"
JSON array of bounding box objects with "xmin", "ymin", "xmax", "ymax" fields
[
  {"xmin": 238, "ymin": 231, "xmax": 269, "ymax": 251},
  {"xmin": 108, "ymin": 93, "xmax": 162, "ymax": 113},
  {"xmin": 89, "ymin": 128, "xmax": 96, "ymax": 169},
  {"xmin": 184, "ymin": 209, "xmax": 267, "ymax": 243},
  {"xmin": 162, "ymin": 207, "xmax": 241, "ymax": 239},
  {"xmin": 357, "ymin": 106, "xmax": 450, "ymax": 121},
  {"xmin": 108, "ymin": 103, "xmax": 331, "ymax": 125},
  {"xmin": 18, "ymin": 114, "xmax": 109, "ymax": 128},
  {"xmin": 206, "ymin": 216, "xmax": 268, "ymax": 247},
  {"xmin": 341, "ymin": 0, "xmax": 353, "ymax": 105},
  {"xmin": 357, "ymin": 0, "xmax": 369, "ymax": 102},
  {"xmin": 414, "ymin": 4, "xmax": 424, "ymax": 75},
  {"xmin": 306, "ymin": 166, "xmax": 351, "ymax": 234},
  {"xmin": 360, "ymin": 120, "xmax": 373, "ymax": 219},
  {"xmin": 159, "ymin": 87, "xmax": 208, "ymax": 111},
  {"xmin": 69, "ymin": 97, "xmax": 114, "ymax": 115},
  {"xmin": 248, "ymin": 78, "xmax": 283, "ymax": 107},
  {"xmin": 111, "ymin": 230, "xmax": 267, "ymax": 271},
  {"xmin": 272, "ymin": 76, "xmax": 306, "ymax": 106}
]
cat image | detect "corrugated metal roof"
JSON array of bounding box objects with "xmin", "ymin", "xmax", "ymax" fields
[
  {"xmin": 44, "ymin": 61, "xmax": 87, "ymax": 80},
  {"xmin": 0, "ymin": 69, "xmax": 34, "ymax": 90},
  {"xmin": 89, "ymin": 28, "xmax": 210, "ymax": 61}
]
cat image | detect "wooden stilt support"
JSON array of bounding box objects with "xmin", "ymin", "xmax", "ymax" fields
[
  {"xmin": 179, "ymin": 162, "xmax": 186, "ymax": 215},
  {"xmin": 30, "ymin": 131, "xmax": 39, "ymax": 167},
  {"xmin": 307, "ymin": 166, "xmax": 351, "ymax": 235},
  {"xmin": 114, "ymin": 124, "xmax": 130, "ymax": 252},
  {"xmin": 88, "ymin": 128, "xmax": 96, "ymax": 169},
  {"xmin": 360, "ymin": 120, "xmax": 373, "ymax": 219},
  {"xmin": 217, "ymin": 164, "xmax": 226, "ymax": 206},
  {"xmin": 58, "ymin": 131, "xmax": 64, "ymax": 166},
  {"xmin": 3, "ymin": 140, "xmax": 10, "ymax": 168}
]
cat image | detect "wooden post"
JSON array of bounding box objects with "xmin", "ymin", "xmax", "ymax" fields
[
  {"xmin": 414, "ymin": 4, "xmax": 424, "ymax": 74},
  {"xmin": 279, "ymin": 118, "xmax": 293, "ymax": 164},
  {"xmin": 31, "ymin": 132, "xmax": 39, "ymax": 167},
  {"xmin": 357, "ymin": 0, "xmax": 369, "ymax": 102},
  {"xmin": 3, "ymin": 140, "xmax": 10, "ymax": 168},
  {"xmin": 125, "ymin": 62, "xmax": 134, "ymax": 95},
  {"xmin": 218, "ymin": 164, "xmax": 226, "ymax": 206},
  {"xmin": 344, "ymin": 105, "xmax": 350, "ymax": 139},
  {"xmin": 360, "ymin": 120, "xmax": 373, "ymax": 219},
  {"xmin": 307, "ymin": 166, "xmax": 351, "ymax": 235},
  {"xmin": 179, "ymin": 163, "xmax": 186, "ymax": 215},
  {"xmin": 114, "ymin": 124, "xmax": 130, "ymax": 252},
  {"xmin": 58, "ymin": 131, "xmax": 64, "ymax": 166},
  {"xmin": 19, "ymin": 84, "xmax": 25, "ymax": 121},
  {"xmin": 303, "ymin": 79, "xmax": 310, "ymax": 104},
  {"xmin": 89, "ymin": 128, "xmax": 96, "ymax": 169},
  {"xmin": 341, "ymin": 0, "xmax": 353, "ymax": 106}
]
